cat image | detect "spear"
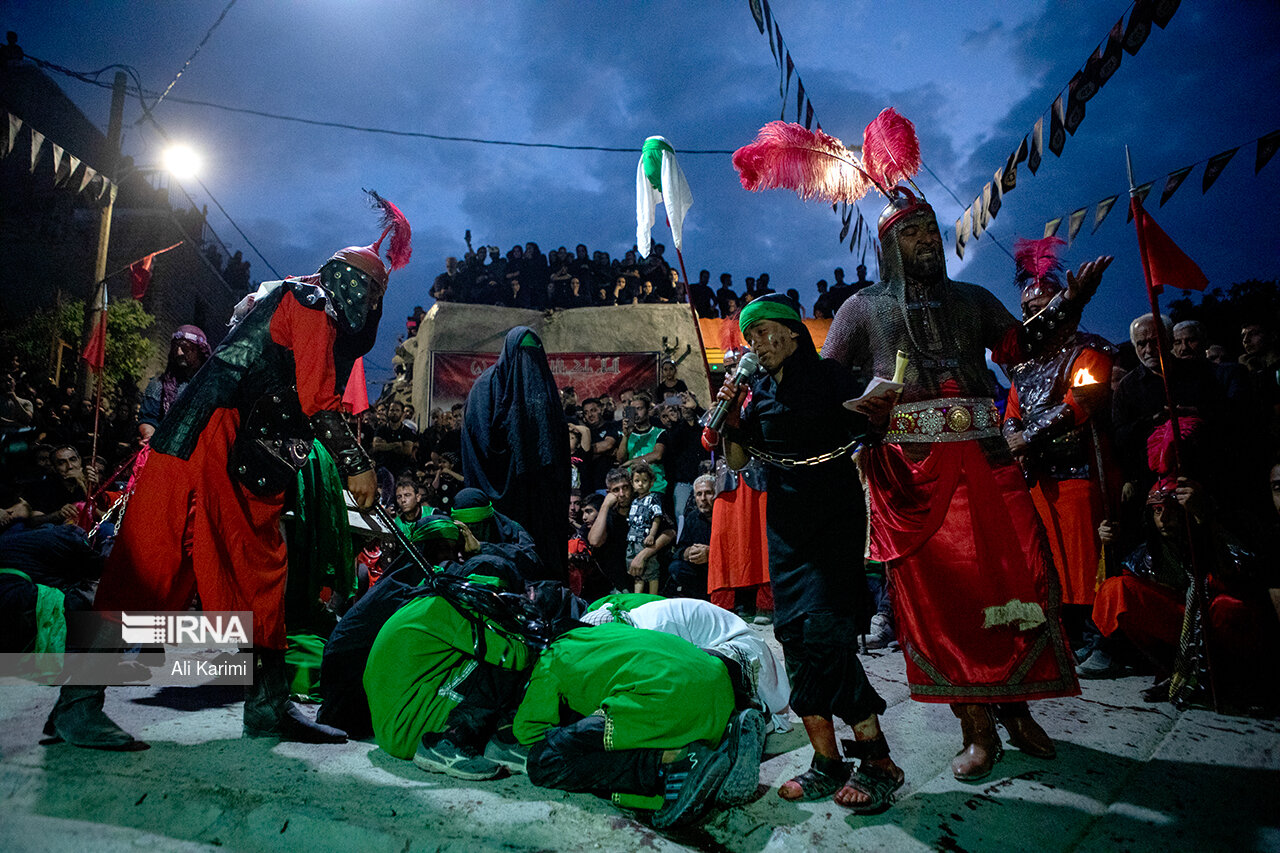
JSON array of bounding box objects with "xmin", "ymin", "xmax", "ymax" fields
[{"xmin": 1125, "ymin": 145, "xmax": 1218, "ymax": 712}]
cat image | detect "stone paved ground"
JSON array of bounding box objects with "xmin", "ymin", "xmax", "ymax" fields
[{"xmin": 1, "ymin": 631, "xmax": 1277, "ymax": 852}]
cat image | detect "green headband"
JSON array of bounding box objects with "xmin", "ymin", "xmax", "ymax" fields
[
  {"xmin": 407, "ymin": 517, "xmax": 460, "ymax": 543},
  {"xmin": 738, "ymin": 299, "xmax": 801, "ymax": 335},
  {"xmin": 451, "ymin": 504, "xmax": 495, "ymax": 524}
]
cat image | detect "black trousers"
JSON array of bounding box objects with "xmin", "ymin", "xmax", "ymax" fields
[
  {"xmin": 430, "ymin": 662, "xmax": 528, "ymax": 752},
  {"xmin": 527, "ymin": 715, "xmax": 664, "ymax": 796},
  {"xmin": 776, "ymin": 611, "xmax": 887, "ymax": 723}
]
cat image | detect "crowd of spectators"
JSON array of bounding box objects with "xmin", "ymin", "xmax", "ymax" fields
[{"xmin": 425, "ymin": 240, "xmax": 879, "ymax": 321}]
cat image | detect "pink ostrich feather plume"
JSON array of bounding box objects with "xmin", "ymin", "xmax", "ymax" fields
[
  {"xmin": 367, "ymin": 190, "xmax": 413, "ymax": 271},
  {"xmin": 1014, "ymin": 236, "xmax": 1066, "ymax": 286},
  {"xmin": 732, "ymin": 121, "xmax": 872, "ymax": 204},
  {"xmin": 861, "ymin": 108, "xmax": 922, "ymax": 189}
]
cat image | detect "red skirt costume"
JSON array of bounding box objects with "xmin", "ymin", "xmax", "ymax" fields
[
  {"xmin": 707, "ymin": 476, "xmax": 772, "ymax": 611},
  {"xmin": 96, "ymin": 289, "xmax": 348, "ymax": 649},
  {"xmin": 863, "ymin": 396, "xmax": 1080, "ymax": 704}
]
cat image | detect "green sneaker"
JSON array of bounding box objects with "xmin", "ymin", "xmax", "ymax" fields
[{"xmin": 413, "ymin": 736, "xmax": 505, "ymax": 780}]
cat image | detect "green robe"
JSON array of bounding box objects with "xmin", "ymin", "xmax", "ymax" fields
[
  {"xmin": 364, "ymin": 595, "xmax": 534, "ymax": 759},
  {"xmin": 514, "ymin": 623, "xmax": 733, "ymax": 751}
]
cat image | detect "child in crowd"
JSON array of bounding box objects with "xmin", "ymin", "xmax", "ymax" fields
[{"xmin": 626, "ymin": 461, "xmax": 668, "ymax": 594}]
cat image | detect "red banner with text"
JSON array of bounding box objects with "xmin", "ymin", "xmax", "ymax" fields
[{"xmin": 430, "ymin": 351, "xmax": 659, "ymax": 411}]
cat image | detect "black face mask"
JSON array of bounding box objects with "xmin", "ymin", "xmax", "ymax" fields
[{"xmin": 318, "ymin": 260, "xmax": 377, "ymax": 335}]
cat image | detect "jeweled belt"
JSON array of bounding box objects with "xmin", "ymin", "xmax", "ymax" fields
[{"xmin": 885, "ymin": 397, "xmax": 1002, "ymax": 443}]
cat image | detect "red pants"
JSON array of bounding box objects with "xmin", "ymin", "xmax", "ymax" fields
[
  {"xmin": 96, "ymin": 408, "xmax": 290, "ymax": 648},
  {"xmin": 1029, "ymin": 477, "xmax": 1104, "ymax": 606},
  {"xmin": 1094, "ymin": 573, "xmax": 1280, "ymax": 698}
]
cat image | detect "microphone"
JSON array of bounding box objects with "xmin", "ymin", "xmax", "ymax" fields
[{"xmin": 701, "ymin": 351, "xmax": 761, "ymax": 449}]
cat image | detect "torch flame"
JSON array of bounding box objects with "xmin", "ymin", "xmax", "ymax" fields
[{"xmin": 1072, "ymin": 367, "xmax": 1099, "ymax": 387}]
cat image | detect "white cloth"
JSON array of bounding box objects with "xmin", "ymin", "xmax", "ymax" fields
[{"xmin": 627, "ymin": 598, "xmax": 791, "ymax": 727}]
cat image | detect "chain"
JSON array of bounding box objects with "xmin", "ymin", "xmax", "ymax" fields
[{"xmin": 741, "ymin": 436, "xmax": 863, "ymax": 469}]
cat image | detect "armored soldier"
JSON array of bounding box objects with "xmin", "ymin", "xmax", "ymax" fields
[
  {"xmin": 1003, "ymin": 237, "xmax": 1116, "ymax": 650},
  {"xmin": 45, "ymin": 193, "xmax": 411, "ymax": 750},
  {"xmin": 824, "ymin": 188, "xmax": 1109, "ymax": 781}
]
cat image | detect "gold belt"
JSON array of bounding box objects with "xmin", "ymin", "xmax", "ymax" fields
[{"xmin": 885, "ymin": 397, "xmax": 1002, "ymax": 443}]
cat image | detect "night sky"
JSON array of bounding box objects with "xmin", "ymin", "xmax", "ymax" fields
[{"xmin": 7, "ymin": 0, "xmax": 1279, "ymax": 387}]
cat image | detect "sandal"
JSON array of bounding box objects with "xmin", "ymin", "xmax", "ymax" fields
[
  {"xmin": 777, "ymin": 753, "xmax": 849, "ymax": 802},
  {"xmin": 835, "ymin": 736, "xmax": 904, "ymax": 814}
]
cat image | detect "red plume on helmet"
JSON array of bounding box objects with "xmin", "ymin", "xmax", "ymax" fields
[
  {"xmin": 1014, "ymin": 236, "xmax": 1066, "ymax": 295},
  {"xmin": 861, "ymin": 108, "xmax": 922, "ymax": 190},
  {"xmin": 328, "ymin": 191, "xmax": 413, "ymax": 288},
  {"xmin": 732, "ymin": 121, "xmax": 874, "ymax": 204},
  {"xmin": 367, "ymin": 189, "xmax": 412, "ymax": 272}
]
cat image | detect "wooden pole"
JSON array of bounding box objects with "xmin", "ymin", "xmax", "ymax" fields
[{"xmin": 80, "ymin": 71, "xmax": 126, "ymax": 399}]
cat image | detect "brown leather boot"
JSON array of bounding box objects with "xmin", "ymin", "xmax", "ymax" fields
[
  {"xmin": 996, "ymin": 702, "xmax": 1055, "ymax": 759},
  {"xmin": 950, "ymin": 703, "xmax": 1002, "ymax": 781}
]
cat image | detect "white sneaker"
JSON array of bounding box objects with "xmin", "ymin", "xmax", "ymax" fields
[{"xmin": 865, "ymin": 613, "xmax": 894, "ymax": 649}]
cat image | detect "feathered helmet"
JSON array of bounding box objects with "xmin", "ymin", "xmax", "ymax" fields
[
  {"xmin": 318, "ymin": 191, "xmax": 412, "ymax": 334},
  {"xmin": 732, "ymin": 107, "xmax": 927, "ymax": 243},
  {"xmin": 327, "ymin": 190, "xmax": 412, "ymax": 291},
  {"xmin": 1014, "ymin": 236, "xmax": 1067, "ymax": 307}
]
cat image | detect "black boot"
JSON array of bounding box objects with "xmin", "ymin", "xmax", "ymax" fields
[
  {"xmin": 44, "ymin": 685, "xmax": 149, "ymax": 751},
  {"xmin": 243, "ymin": 648, "xmax": 347, "ymax": 743}
]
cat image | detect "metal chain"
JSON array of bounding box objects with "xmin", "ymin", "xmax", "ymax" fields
[{"xmin": 741, "ymin": 437, "xmax": 863, "ymax": 469}]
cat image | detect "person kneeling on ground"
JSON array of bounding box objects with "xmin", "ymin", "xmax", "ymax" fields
[{"xmin": 514, "ymin": 622, "xmax": 766, "ymax": 830}]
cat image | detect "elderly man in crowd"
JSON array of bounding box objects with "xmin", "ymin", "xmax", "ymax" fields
[{"xmin": 666, "ymin": 473, "xmax": 715, "ymax": 598}]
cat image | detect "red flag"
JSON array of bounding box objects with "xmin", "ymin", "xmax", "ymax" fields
[
  {"xmin": 342, "ymin": 357, "xmax": 370, "ymax": 415},
  {"xmin": 1130, "ymin": 197, "xmax": 1208, "ymax": 296},
  {"xmin": 130, "ymin": 253, "xmax": 155, "ymax": 299},
  {"xmin": 81, "ymin": 311, "xmax": 107, "ymax": 372},
  {"xmin": 128, "ymin": 241, "xmax": 183, "ymax": 299}
]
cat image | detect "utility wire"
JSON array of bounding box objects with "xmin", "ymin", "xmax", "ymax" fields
[
  {"xmin": 151, "ymin": 0, "xmax": 240, "ymax": 111},
  {"xmin": 28, "ymin": 55, "xmax": 736, "ymax": 154}
]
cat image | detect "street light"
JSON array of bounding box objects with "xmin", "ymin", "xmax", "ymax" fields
[{"xmin": 160, "ymin": 144, "xmax": 201, "ymax": 181}]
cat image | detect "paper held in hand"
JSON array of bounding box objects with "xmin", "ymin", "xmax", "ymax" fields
[
  {"xmin": 843, "ymin": 376, "xmax": 903, "ymax": 410},
  {"xmin": 843, "ymin": 349, "xmax": 908, "ymax": 411}
]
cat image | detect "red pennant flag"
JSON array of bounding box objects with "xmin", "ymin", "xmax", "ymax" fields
[
  {"xmin": 1131, "ymin": 197, "xmax": 1208, "ymax": 297},
  {"xmin": 81, "ymin": 311, "xmax": 107, "ymax": 372},
  {"xmin": 127, "ymin": 241, "xmax": 183, "ymax": 299},
  {"xmin": 130, "ymin": 254, "xmax": 155, "ymax": 299},
  {"xmin": 342, "ymin": 357, "xmax": 370, "ymax": 415}
]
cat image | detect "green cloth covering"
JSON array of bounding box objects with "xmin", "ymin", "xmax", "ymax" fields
[
  {"xmin": 586, "ymin": 593, "xmax": 664, "ymax": 613},
  {"xmin": 285, "ymin": 632, "xmax": 326, "ymax": 703},
  {"xmin": 738, "ymin": 297, "xmax": 801, "ymax": 334},
  {"xmin": 451, "ymin": 504, "xmax": 495, "ymax": 524},
  {"xmin": 641, "ymin": 137, "xmax": 675, "ymax": 192},
  {"xmin": 402, "ymin": 515, "xmax": 460, "ymax": 542},
  {"xmin": 0, "ymin": 568, "xmax": 66, "ymax": 678},
  {"xmin": 364, "ymin": 595, "xmax": 535, "ymax": 760},
  {"xmin": 614, "ymin": 792, "xmax": 664, "ymax": 810},
  {"xmin": 514, "ymin": 623, "xmax": 734, "ymax": 751},
  {"xmin": 518, "ymin": 331, "xmax": 541, "ymax": 348},
  {"xmin": 285, "ymin": 444, "xmax": 354, "ymax": 634}
]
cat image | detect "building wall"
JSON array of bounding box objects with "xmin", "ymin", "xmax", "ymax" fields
[{"xmin": 410, "ymin": 302, "xmax": 714, "ymax": 416}]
